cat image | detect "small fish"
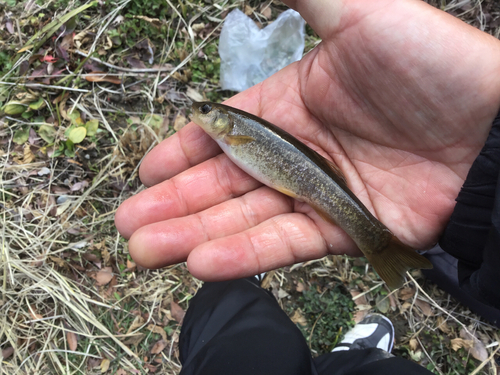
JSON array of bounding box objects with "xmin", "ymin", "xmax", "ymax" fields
[{"xmin": 191, "ymin": 102, "xmax": 432, "ymax": 289}]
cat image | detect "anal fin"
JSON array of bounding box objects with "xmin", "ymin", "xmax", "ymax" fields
[{"xmin": 365, "ymin": 236, "xmax": 433, "ymax": 290}]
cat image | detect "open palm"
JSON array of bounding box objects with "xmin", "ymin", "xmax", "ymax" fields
[{"xmin": 115, "ymin": 0, "xmax": 500, "ymax": 281}]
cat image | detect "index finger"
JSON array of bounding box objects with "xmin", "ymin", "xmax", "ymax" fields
[{"xmin": 139, "ymin": 123, "xmax": 220, "ymax": 187}]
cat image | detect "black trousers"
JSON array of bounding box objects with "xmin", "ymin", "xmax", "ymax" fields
[{"xmin": 179, "ymin": 278, "xmax": 432, "ymax": 375}]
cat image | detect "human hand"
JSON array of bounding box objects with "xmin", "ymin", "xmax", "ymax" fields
[{"xmin": 115, "ymin": 0, "xmax": 500, "ymax": 281}]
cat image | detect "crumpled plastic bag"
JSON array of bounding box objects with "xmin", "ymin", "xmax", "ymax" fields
[{"xmin": 219, "ymin": 9, "xmax": 305, "ymax": 92}]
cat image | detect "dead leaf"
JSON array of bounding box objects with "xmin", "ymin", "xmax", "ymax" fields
[
  {"xmin": 67, "ymin": 331, "xmax": 78, "ymax": 351},
  {"xmin": 115, "ymin": 369, "xmax": 127, "ymax": 375},
  {"xmin": 151, "ymin": 339, "xmax": 167, "ymax": 354},
  {"xmin": 84, "ymin": 72, "xmax": 122, "ymax": 84},
  {"xmin": 400, "ymin": 302, "xmax": 412, "ymax": 314},
  {"xmin": 460, "ymin": 328, "xmax": 488, "ymax": 361},
  {"xmin": 147, "ymin": 324, "xmax": 167, "ymax": 341},
  {"xmin": 244, "ymin": 4, "xmax": 254, "ymax": 15},
  {"xmin": 186, "ymin": 87, "xmax": 203, "ymax": 102},
  {"xmin": 126, "ymin": 315, "xmax": 145, "ymax": 334},
  {"xmin": 353, "ymin": 310, "xmax": 369, "ymax": 323},
  {"xmin": 23, "ymin": 144, "xmax": 35, "ymax": 163},
  {"xmin": 296, "ymin": 282, "xmax": 305, "ymax": 292},
  {"xmin": 102, "ymin": 248, "xmax": 111, "ymax": 265},
  {"xmin": 260, "ymin": 4, "xmax": 272, "ymax": 18},
  {"xmin": 409, "ymin": 338, "xmax": 419, "ymax": 351},
  {"xmin": 436, "ymin": 316, "xmax": 450, "ymax": 334},
  {"xmin": 376, "ymin": 295, "xmax": 390, "ymax": 314},
  {"xmin": 126, "ymin": 56, "xmax": 147, "ymax": 70},
  {"xmin": 71, "ymin": 180, "xmax": 89, "ymax": 192},
  {"xmin": 49, "ymin": 256, "xmax": 67, "ymax": 268},
  {"xmin": 29, "ymin": 308, "xmax": 43, "ymax": 320},
  {"xmin": 6, "ymin": 20, "xmax": 14, "ymax": 34},
  {"xmin": 350, "ymin": 290, "xmax": 370, "ymax": 310},
  {"xmin": 123, "ymin": 333, "xmax": 146, "ymax": 346},
  {"xmin": 126, "ymin": 259, "xmax": 137, "ymax": 272},
  {"xmin": 398, "ymin": 287, "xmax": 415, "ymax": 300},
  {"xmin": 100, "ymin": 358, "xmax": 110, "ymax": 372},
  {"xmin": 388, "ymin": 293, "xmax": 397, "ymax": 311},
  {"xmin": 290, "ymin": 309, "xmax": 307, "ymax": 326},
  {"xmin": 173, "ymin": 114, "xmax": 188, "ymax": 131},
  {"xmin": 415, "ymin": 298, "xmax": 433, "ymax": 316},
  {"xmin": 451, "ymin": 338, "xmax": 473, "ymax": 351},
  {"xmin": 93, "ymin": 267, "xmax": 113, "ymax": 286},
  {"xmin": 171, "ymin": 301, "xmax": 185, "ymax": 324},
  {"xmin": 1, "ymin": 347, "xmax": 14, "ymax": 359}
]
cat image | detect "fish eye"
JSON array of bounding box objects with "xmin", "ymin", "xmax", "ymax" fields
[{"xmin": 200, "ymin": 104, "xmax": 212, "ymax": 114}]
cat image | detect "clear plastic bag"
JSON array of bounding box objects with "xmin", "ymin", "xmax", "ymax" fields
[{"xmin": 219, "ymin": 9, "xmax": 305, "ymax": 92}]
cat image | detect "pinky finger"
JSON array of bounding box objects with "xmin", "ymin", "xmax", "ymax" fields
[{"xmin": 186, "ymin": 213, "xmax": 329, "ymax": 281}]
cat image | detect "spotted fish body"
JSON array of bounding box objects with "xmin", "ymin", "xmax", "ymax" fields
[{"xmin": 191, "ymin": 102, "xmax": 432, "ymax": 289}]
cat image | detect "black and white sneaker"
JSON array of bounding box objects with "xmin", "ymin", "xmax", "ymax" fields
[{"xmin": 332, "ymin": 313, "xmax": 395, "ymax": 353}]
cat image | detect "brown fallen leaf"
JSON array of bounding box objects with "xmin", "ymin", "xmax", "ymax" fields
[
  {"xmin": 151, "ymin": 339, "xmax": 167, "ymax": 354},
  {"xmin": 23, "ymin": 144, "xmax": 35, "ymax": 163},
  {"xmin": 244, "ymin": 4, "xmax": 254, "ymax": 15},
  {"xmin": 398, "ymin": 287, "xmax": 415, "ymax": 300},
  {"xmin": 451, "ymin": 337, "xmax": 473, "ymax": 351},
  {"xmin": 171, "ymin": 301, "xmax": 185, "ymax": 324},
  {"xmin": 147, "ymin": 324, "xmax": 167, "ymax": 341},
  {"xmin": 353, "ymin": 310, "xmax": 369, "ymax": 323},
  {"xmin": 93, "ymin": 267, "xmax": 113, "ymax": 286},
  {"xmin": 67, "ymin": 331, "xmax": 78, "ymax": 351},
  {"xmin": 126, "ymin": 259, "xmax": 137, "ymax": 272},
  {"xmin": 115, "ymin": 369, "xmax": 128, "ymax": 375},
  {"xmin": 84, "ymin": 72, "xmax": 122, "ymax": 84},
  {"xmin": 2, "ymin": 347, "xmax": 14, "ymax": 359},
  {"xmin": 415, "ymin": 298, "xmax": 433, "ymax": 317},
  {"xmin": 126, "ymin": 315, "xmax": 145, "ymax": 334},
  {"xmin": 260, "ymin": 4, "xmax": 272, "ymax": 18},
  {"xmin": 295, "ymin": 282, "xmax": 305, "ymax": 293},
  {"xmin": 436, "ymin": 316, "xmax": 450, "ymax": 334},
  {"xmin": 349, "ymin": 290, "xmax": 368, "ymax": 306},
  {"xmin": 388, "ymin": 293, "xmax": 397, "ymax": 311},
  {"xmin": 100, "ymin": 358, "xmax": 110, "ymax": 372},
  {"xmin": 409, "ymin": 338, "xmax": 419, "ymax": 351},
  {"xmin": 460, "ymin": 328, "xmax": 488, "ymax": 361},
  {"xmin": 290, "ymin": 309, "xmax": 307, "ymax": 327},
  {"xmin": 173, "ymin": 114, "xmax": 188, "ymax": 131},
  {"xmin": 123, "ymin": 333, "xmax": 146, "ymax": 346},
  {"xmin": 29, "ymin": 308, "xmax": 43, "ymax": 320}
]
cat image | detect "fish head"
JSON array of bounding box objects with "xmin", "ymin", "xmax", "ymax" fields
[{"xmin": 191, "ymin": 102, "xmax": 232, "ymax": 138}]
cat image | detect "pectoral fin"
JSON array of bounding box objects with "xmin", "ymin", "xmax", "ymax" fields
[{"xmin": 224, "ymin": 135, "xmax": 255, "ymax": 146}]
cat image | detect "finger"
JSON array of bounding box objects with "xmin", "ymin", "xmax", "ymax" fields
[
  {"xmin": 139, "ymin": 123, "xmax": 220, "ymax": 187},
  {"xmin": 115, "ymin": 153, "xmax": 261, "ymax": 239},
  {"xmin": 186, "ymin": 213, "xmax": 330, "ymax": 281},
  {"xmin": 127, "ymin": 187, "xmax": 293, "ymax": 268}
]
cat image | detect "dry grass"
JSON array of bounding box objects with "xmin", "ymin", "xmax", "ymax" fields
[{"xmin": 1, "ymin": 0, "xmax": 500, "ymax": 374}]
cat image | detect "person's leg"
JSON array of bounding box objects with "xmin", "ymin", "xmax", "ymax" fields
[
  {"xmin": 179, "ymin": 278, "xmax": 317, "ymax": 375},
  {"xmin": 179, "ymin": 278, "xmax": 433, "ymax": 375},
  {"xmin": 314, "ymin": 314, "xmax": 433, "ymax": 375}
]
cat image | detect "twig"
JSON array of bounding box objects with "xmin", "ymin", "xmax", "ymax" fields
[
  {"xmin": 74, "ymin": 50, "xmax": 174, "ymax": 73},
  {"xmin": 0, "ymin": 81, "xmax": 90, "ymax": 93}
]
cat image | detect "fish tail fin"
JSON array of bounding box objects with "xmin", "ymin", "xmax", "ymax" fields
[{"xmin": 365, "ymin": 236, "xmax": 433, "ymax": 290}]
